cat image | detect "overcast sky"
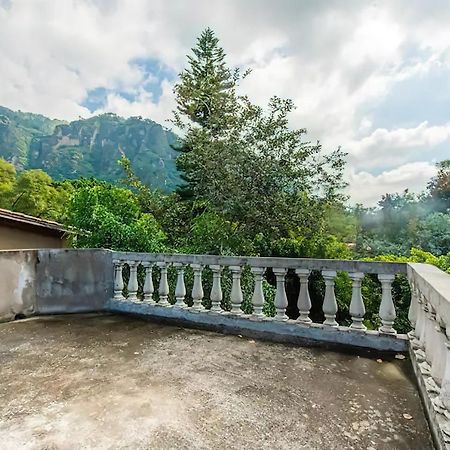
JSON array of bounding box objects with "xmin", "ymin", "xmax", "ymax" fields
[{"xmin": 1, "ymin": 0, "xmax": 449, "ymax": 205}]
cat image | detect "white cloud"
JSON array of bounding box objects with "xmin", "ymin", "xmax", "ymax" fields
[
  {"xmin": 347, "ymin": 161, "xmax": 438, "ymax": 206},
  {"xmin": 348, "ymin": 121, "xmax": 450, "ymax": 169},
  {"xmin": 0, "ymin": 0, "xmax": 449, "ymax": 203},
  {"xmin": 95, "ymin": 79, "xmax": 176, "ymax": 127}
]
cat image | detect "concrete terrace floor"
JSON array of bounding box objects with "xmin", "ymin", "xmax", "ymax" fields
[{"xmin": 0, "ymin": 314, "xmax": 433, "ymax": 450}]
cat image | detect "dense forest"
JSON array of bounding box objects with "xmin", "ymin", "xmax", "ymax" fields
[{"xmin": 0, "ymin": 29, "xmax": 448, "ymax": 332}]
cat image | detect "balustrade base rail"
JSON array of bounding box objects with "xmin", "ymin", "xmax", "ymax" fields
[{"xmin": 107, "ymin": 298, "xmax": 408, "ymax": 352}]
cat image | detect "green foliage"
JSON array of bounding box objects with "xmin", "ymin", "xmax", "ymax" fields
[
  {"xmin": 428, "ymin": 159, "xmax": 450, "ymax": 212},
  {"xmin": 12, "ymin": 169, "xmax": 71, "ymax": 220},
  {"xmin": 414, "ymin": 212, "xmax": 450, "ymax": 256},
  {"xmin": 173, "ymin": 29, "xmax": 348, "ymax": 249},
  {"xmin": 0, "ymin": 158, "xmax": 16, "ymax": 208},
  {"xmin": 66, "ymin": 180, "xmax": 167, "ymax": 252},
  {"xmin": 0, "ymin": 158, "xmax": 72, "ymax": 221},
  {"xmin": 186, "ymin": 211, "xmax": 254, "ymax": 255},
  {"xmin": 355, "ymin": 186, "xmax": 450, "ymax": 257}
]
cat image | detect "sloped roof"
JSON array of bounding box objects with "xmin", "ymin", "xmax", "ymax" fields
[{"xmin": 0, "ymin": 208, "xmax": 67, "ymax": 236}]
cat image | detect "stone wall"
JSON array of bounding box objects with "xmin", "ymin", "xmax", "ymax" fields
[{"xmin": 0, "ymin": 249, "xmax": 113, "ymax": 322}]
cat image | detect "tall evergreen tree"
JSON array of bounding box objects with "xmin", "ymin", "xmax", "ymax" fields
[
  {"xmin": 172, "ymin": 28, "xmax": 347, "ymax": 247},
  {"xmin": 173, "ymin": 27, "xmax": 238, "ymax": 135}
]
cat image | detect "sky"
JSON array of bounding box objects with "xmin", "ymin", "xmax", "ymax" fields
[{"xmin": 0, "ymin": 0, "xmax": 449, "ymax": 205}]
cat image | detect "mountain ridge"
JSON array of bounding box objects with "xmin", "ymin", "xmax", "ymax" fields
[{"xmin": 0, "ymin": 106, "xmax": 180, "ymax": 191}]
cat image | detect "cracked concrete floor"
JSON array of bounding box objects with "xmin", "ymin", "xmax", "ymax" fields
[{"xmin": 0, "ymin": 314, "xmax": 433, "ymax": 450}]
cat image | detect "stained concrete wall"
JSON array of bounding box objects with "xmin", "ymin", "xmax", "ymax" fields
[
  {"xmin": 0, "ymin": 249, "xmax": 113, "ymax": 321},
  {"xmin": 35, "ymin": 249, "xmax": 113, "ymax": 314},
  {"xmin": 0, "ymin": 250, "xmax": 37, "ymax": 322}
]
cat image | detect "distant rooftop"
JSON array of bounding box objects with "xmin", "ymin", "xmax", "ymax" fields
[{"xmin": 0, "ymin": 208, "xmax": 67, "ymax": 236}]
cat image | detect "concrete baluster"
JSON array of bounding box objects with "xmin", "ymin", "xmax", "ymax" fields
[
  {"xmin": 419, "ymin": 294, "xmax": 428, "ymax": 346},
  {"xmin": 251, "ymin": 267, "xmax": 265, "ymax": 316},
  {"xmin": 127, "ymin": 260, "xmax": 139, "ymax": 301},
  {"xmin": 296, "ymin": 269, "xmax": 311, "ymax": 323},
  {"xmin": 229, "ymin": 266, "xmax": 243, "ymax": 314},
  {"xmin": 349, "ymin": 272, "xmax": 366, "ymax": 331},
  {"xmin": 273, "ymin": 268, "xmax": 288, "ymax": 319},
  {"xmin": 408, "ymin": 280, "xmax": 418, "ymax": 332},
  {"xmin": 157, "ymin": 262, "xmax": 170, "ymax": 306},
  {"xmin": 142, "ymin": 262, "xmax": 154, "ymax": 302},
  {"xmin": 191, "ymin": 264, "xmax": 204, "ymax": 309},
  {"xmin": 210, "ymin": 265, "xmax": 223, "ymax": 312},
  {"xmin": 378, "ymin": 274, "xmax": 396, "ymax": 334},
  {"xmin": 411, "ymin": 287, "xmax": 424, "ymax": 349},
  {"xmin": 174, "ymin": 264, "xmax": 186, "ymax": 307},
  {"xmin": 322, "ymin": 270, "xmax": 338, "ymax": 327},
  {"xmin": 113, "ymin": 260, "xmax": 125, "ymax": 300}
]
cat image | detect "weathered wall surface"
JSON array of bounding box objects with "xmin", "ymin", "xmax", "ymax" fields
[
  {"xmin": 0, "ymin": 249, "xmax": 113, "ymax": 321},
  {"xmin": 35, "ymin": 249, "xmax": 113, "ymax": 314},
  {"xmin": 0, "ymin": 250, "xmax": 37, "ymax": 322}
]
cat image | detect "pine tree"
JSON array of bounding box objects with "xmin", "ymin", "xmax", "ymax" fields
[
  {"xmin": 172, "ymin": 28, "xmax": 347, "ymax": 244},
  {"xmin": 173, "ymin": 27, "xmax": 237, "ymax": 136}
]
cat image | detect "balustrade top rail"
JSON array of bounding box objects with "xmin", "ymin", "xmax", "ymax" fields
[{"xmin": 112, "ymin": 251, "xmax": 407, "ymax": 275}]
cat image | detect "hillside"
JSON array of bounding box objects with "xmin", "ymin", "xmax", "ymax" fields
[
  {"xmin": 0, "ymin": 107, "xmax": 180, "ymax": 191},
  {"xmin": 0, "ymin": 106, "xmax": 64, "ymax": 170}
]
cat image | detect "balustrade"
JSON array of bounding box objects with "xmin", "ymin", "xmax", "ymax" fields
[{"xmin": 111, "ymin": 253, "xmax": 405, "ymax": 333}]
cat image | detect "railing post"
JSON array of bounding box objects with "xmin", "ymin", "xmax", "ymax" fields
[
  {"xmin": 322, "ymin": 270, "xmax": 338, "ymax": 327},
  {"xmin": 378, "ymin": 274, "xmax": 396, "ymax": 334},
  {"xmin": 410, "ymin": 283, "xmax": 423, "ymax": 348},
  {"xmin": 157, "ymin": 262, "xmax": 170, "ymax": 306},
  {"xmin": 127, "ymin": 260, "xmax": 139, "ymax": 301},
  {"xmin": 210, "ymin": 265, "xmax": 223, "ymax": 312},
  {"xmin": 419, "ymin": 295, "xmax": 429, "ymax": 345},
  {"xmin": 142, "ymin": 262, "xmax": 154, "ymax": 302},
  {"xmin": 296, "ymin": 269, "xmax": 311, "ymax": 323},
  {"xmin": 113, "ymin": 260, "xmax": 124, "ymax": 300},
  {"xmin": 191, "ymin": 264, "xmax": 204, "ymax": 309},
  {"xmin": 408, "ymin": 279, "xmax": 418, "ymax": 331},
  {"xmin": 174, "ymin": 264, "xmax": 186, "ymax": 307},
  {"xmin": 229, "ymin": 266, "xmax": 243, "ymax": 314},
  {"xmin": 349, "ymin": 272, "xmax": 366, "ymax": 331},
  {"xmin": 273, "ymin": 268, "xmax": 288, "ymax": 319},
  {"xmin": 251, "ymin": 267, "xmax": 265, "ymax": 316}
]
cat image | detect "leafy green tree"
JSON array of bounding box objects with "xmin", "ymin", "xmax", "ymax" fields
[
  {"xmin": 173, "ymin": 29, "xmax": 347, "ymax": 252},
  {"xmin": 414, "ymin": 212, "xmax": 450, "ymax": 255},
  {"xmin": 11, "ymin": 169, "xmax": 71, "ymax": 220},
  {"xmin": 428, "ymin": 159, "xmax": 450, "ymax": 212},
  {"xmin": 0, "ymin": 158, "xmax": 16, "ymax": 208},
  {"xmin": 66, "ymin": 179, "xmax": 167, "ymax": 252}
]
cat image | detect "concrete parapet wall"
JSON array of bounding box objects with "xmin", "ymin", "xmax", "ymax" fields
[
  {"xmin": 35, "ymin": 249, "xmax": 112, "ymax": 314},
  {"xmin": 0, "ymin": 249, "xmax": 113, "ymax": 321}
]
